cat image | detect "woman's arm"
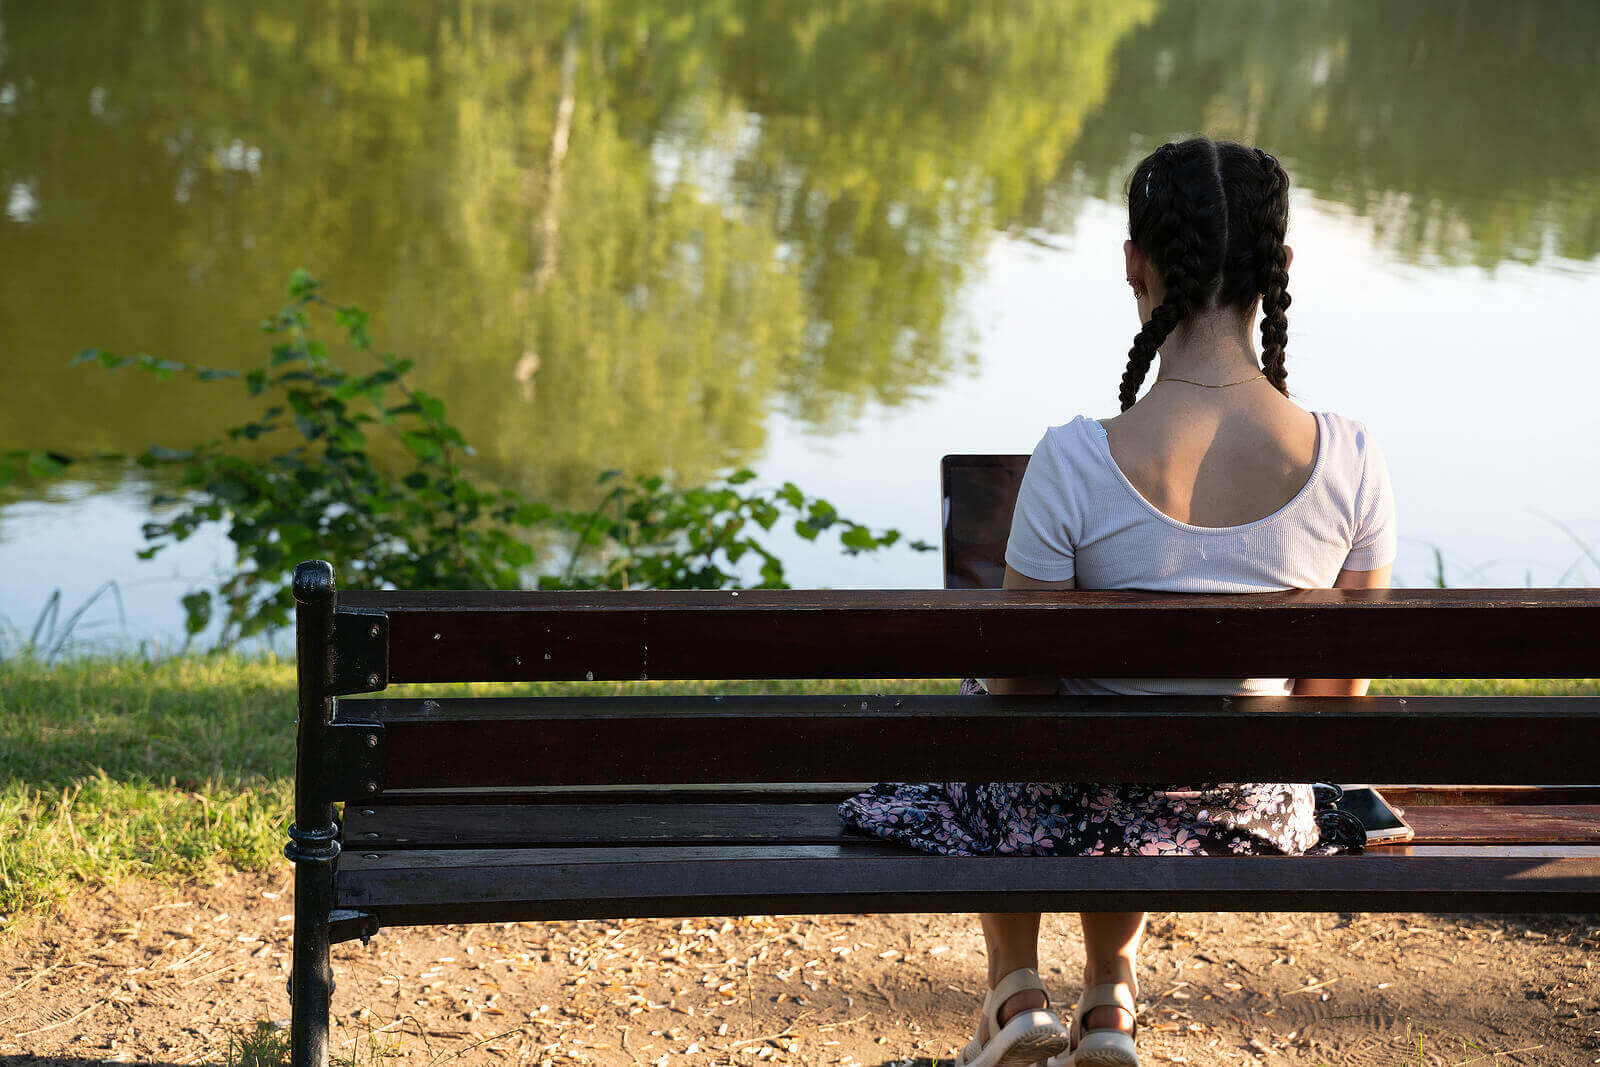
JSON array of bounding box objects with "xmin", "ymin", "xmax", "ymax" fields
[
  {"xmin": 985, "ymin": 564, "xmax": 1076, "ymax": 696},
  {"xmin": 1290, "ymin": 564, "xmax": 1393, "ymax": 697}
]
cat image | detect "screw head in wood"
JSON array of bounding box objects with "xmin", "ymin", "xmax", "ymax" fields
[
  {"xmin": 366, "ymin": 672, "xmax": 380, "ymax": 688},
  {"xmin": 366, "ymin": 733, "xmax": 379, "ymax": 748},
  {"xmin": 369, "ymin": 623, "xmax": 380, "ymax": 638},
  {"xmin": 364, "ymin": 780, "xmax": 378, "ymax": 792}
]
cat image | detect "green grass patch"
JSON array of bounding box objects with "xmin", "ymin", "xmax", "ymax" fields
[{"xmin": 1, "ymin": 652, "xmax": 1594, "ymax": 926}]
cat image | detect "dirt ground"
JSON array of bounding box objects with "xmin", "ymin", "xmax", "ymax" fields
[{"xmin": 1, "ymin": 871, "xmax": 1597, "ymax": 1066}]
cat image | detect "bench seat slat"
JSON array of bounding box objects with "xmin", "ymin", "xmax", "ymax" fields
[
  {"xmin": 345, "ymin": 695, "xmax": 1600, "ymax": 787},
  {"xmin": 340, "ymin": 801, "xmax": 1600, "ymax": 849},
  {"xmin": 335, "ymin": 844, "xmax": 1600, "ymax": 920},
  {"xmin": 334, "ymin": 587, "xmax": 1600, "ymax": 681},
  {"xmin": 363, "ymin": 784, "xmax": 1600, "ymax": 806}
]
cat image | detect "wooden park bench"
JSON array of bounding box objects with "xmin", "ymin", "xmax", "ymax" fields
[{"xmin": 282, "ymin": 460, "xmax": 1600, "ymax": 1066}]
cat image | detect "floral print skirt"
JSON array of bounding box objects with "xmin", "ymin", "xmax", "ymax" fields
[{"xmin": 837, "ymin": 678, "xmax": 1328, "ymax": 857}]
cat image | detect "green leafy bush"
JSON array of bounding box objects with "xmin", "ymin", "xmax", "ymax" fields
[{"xmin": 3, "ymin": 271, "xmax": 929, "ymax": 646}]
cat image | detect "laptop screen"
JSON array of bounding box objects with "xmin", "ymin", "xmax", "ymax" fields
[{"xmin": 940, "ymin": 454, "xmax": 1029, "ymax": 589}]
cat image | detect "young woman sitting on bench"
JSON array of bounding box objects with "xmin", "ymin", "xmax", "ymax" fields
[{"xmin": 840, "ymin": 136, "xmax": 1398, "ymax": 1067}]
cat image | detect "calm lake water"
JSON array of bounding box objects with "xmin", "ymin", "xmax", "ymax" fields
[{"xmin": 2, "ymin": 1, "xmax": 1598, "ymax": 652}]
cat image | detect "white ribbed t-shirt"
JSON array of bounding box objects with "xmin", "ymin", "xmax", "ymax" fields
[{"xmin": 1003, "ymin": 410, "xmax": 1397, "ymax": 696}]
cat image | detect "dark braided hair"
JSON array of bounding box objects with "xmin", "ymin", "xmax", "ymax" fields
[{"xmin": 1121, "ymin": 137, "xmax": 1293, "ymax": 410}]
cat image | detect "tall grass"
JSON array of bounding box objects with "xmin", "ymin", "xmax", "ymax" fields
[{"xmin": 0, "ymin": 581, "xmax": 130, "ymax": 662}]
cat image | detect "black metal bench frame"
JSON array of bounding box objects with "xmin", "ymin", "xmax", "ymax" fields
[{"xmin": 283, "ymin": 559, "xmax": 1600, "ymax": 1066}]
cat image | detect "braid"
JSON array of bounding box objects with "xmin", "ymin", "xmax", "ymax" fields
[
  {"xmin": 1252, "ymin": 148, "xmax": 1292, "ymax": 396},
  {"xmin": 1120, "ymin": 301, "xmax": 1181, "ymax": 411},
  {"xmin": 1120, "ymin": 143, "xmax": 1221, "ymax": 411}
]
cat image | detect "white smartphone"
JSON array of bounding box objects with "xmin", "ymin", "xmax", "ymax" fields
[{"xmin": 1335, "ymin": 785, "xmax": 1415, "ymax": 844}]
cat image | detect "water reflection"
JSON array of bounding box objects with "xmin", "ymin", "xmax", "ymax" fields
[
  {"xmin": 0, "ymin": 0, "xmax": 1151, "ymax": 492},
  {"xmin": 1, "ymin": 0, "xmax": 1596, "ymax": 640},
  {"xmin": 1066, "ymin": 0, "xmax": 1600, "ymax": 268}
]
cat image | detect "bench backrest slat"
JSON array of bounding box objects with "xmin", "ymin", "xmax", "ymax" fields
[
  {"xmin": 336, "ymin": 588, "xmax": 1600, "ymax": 681},
  {"xmin": 337, "ymin": 694, "xmax": 1600, "ymax": 790}
]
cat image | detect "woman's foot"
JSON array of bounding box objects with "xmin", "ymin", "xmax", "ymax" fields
[
  {"xmin": 976, "ymin": 987, "xmax": 1049, "ymax": 1045},
  {"xmin": 1077, "ymin": 1001, "xmax": 1136, "ymax": 1039},
  {"xmin": 1074, "ymin": 968, "xmax": 1137, "ymax": 1039},
  {"xmin": 1045, "ymin": 977, "xmax": 1136, "ymax": 1067},
  {"xmin": 957, "ymin": 968, "xmax": 1070, "ymax": 1067}
]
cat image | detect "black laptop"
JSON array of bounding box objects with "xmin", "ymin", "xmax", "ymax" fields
[{"xmin": 940, "ymin": 454, "xmax": 1029, "ymax": 590}]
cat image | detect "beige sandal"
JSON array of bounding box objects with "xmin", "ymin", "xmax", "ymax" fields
[
  {"xmin": 954, "ymin": 967, "xmax": 1072, "ymax": 1067},
  {"xmin": 1049, "ymin": 982, "xmax": 1138, "ymax": 1067}
]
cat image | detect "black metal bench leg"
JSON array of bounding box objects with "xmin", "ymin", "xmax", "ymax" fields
[
  {"xmin": 290, "ymin": 560, "xmax": 340, "ymax": 1067},
  {"xmin": 287, "ymin": 825, "xmax": 338, "ymax": 1067}
]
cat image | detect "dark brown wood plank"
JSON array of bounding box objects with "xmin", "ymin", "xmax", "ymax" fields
[
  {"xmin": 1401, "ymin": 806, "xmax": 1600, "ymax": 844},
  {"xmin": 334, "ymin": 843, "xmax": 1600, "ymax": 920},
  {"xmin": 370, "ymin": 784, "xmax": 1600, "ymax": 806},
  {"xmin": 1382, "ymin": 786, "xmax": 1600, "ymax": 807},
  {"xmin": 336, "ymin": 695, "xmax": 1600, "ymax": 788},
  {"xmin": 339, "ymin": 801, "xmax": 1600, "ymax": 850},
  {"xmin": 370, "ymin": 783, "xmax": 880, "ymax": 804},
  {"xmin": 333, "ymin": 587, "xmax": 1600, "ymax": 681},
  {"xmin": 342, "ymin": 802, "xmax": 838, "ymax": 848}
]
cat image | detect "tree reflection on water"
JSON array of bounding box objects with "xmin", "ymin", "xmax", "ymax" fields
[{"xmin": 1, "ymin": 0, "xmax": 1595, "ymax": 501}]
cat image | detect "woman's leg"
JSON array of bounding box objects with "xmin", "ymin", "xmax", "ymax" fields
[
  {"xmin": 1077, "ymin": 912, "xmax": 1143, "ymax": 1036},
  {"xmin": 976, "ymin": 912, "xmax": 1047, "ymax": 1041}
]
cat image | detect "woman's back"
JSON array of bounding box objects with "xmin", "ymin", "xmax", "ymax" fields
[
  {"xmin": 1005, "ymin": 391, "xmax": 1396, "ymax": 696},
  {"xmin": 1102, "ymin": 386, "xmax": 1318, "ymax": 529}
]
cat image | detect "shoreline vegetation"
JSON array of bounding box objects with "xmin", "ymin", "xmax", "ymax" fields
[
  {"xmin": 2, "ymin": 272, "xmax": 929, "ymax": 657},
  {"xmin": 2, "ymin": 651, "xmax": 1597, "ymax": 930}
]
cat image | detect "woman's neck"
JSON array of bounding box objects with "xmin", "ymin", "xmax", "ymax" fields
[{"xmin": 1154, "ymin": 308, "xmax": 1260, "ymax": 383}]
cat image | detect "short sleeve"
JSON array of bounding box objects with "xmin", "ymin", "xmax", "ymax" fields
[
  {"xmin": 1004, "ymin": 430, "xmax": 1078, "ymax": 581},
  {"xmin": 1344, "ymin": 427, "xmax": 1398, "ymax": 571}
]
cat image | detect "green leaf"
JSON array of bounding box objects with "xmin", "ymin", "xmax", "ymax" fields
[
  {"xmin": 336, "ymin": 306, "xmax": 372, "ymax": 349},
  {"xmin": 228, "ymin": 421, "xmax": 280, "ymax": 441},
  {"xmin": 25, "ymin": 451, "xmax": 72, "ymax": 478},
  {"xmin": 727, "ymin": 469, "xmax": 757, "ymax": 485},
  {"xmin": 399, "ymin": 430, "xmax": 443, "ymax": 462},
  {"xmin": 287, "ymin": 268, "xmax": 318, "ymax": 299},
  {"xmin": 180, "ymin": 590, "xmax": 213, "ymax": 635},
  {"xmin": 840, "ymin": 525, "xmax": 878, "ymax": 551},
  {"xmin": 196, "ymin": 367, "xmax": 241, "ymax": 381},
  {"xmin": 413, "ymin": 391, "xmax": 446, "ymax": 421}
]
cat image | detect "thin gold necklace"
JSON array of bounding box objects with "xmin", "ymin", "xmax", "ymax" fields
[{"xmin": 1154, "ymin": 371, "xmax": 1265, "ymax": 389}]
